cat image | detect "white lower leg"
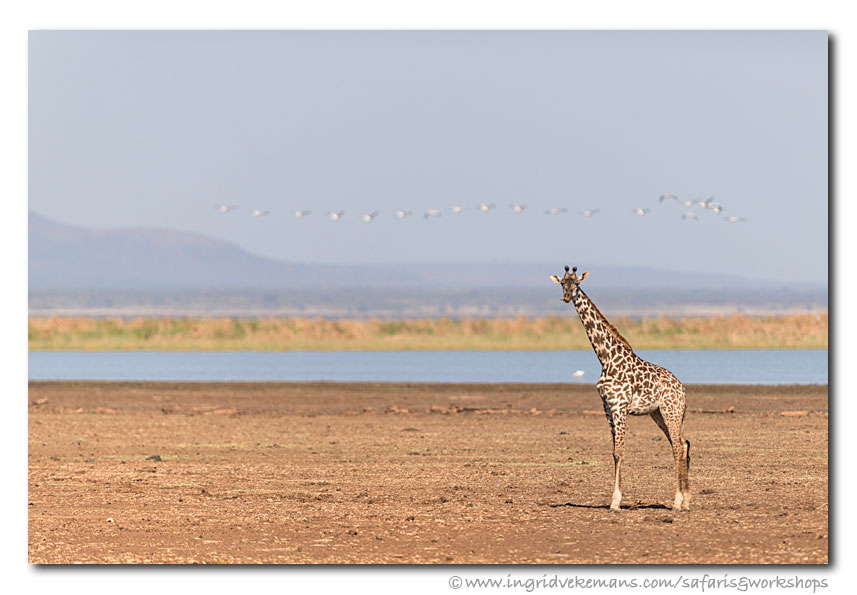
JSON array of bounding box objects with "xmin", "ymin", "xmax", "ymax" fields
[
  {"xmin": 611, "ymin": 489, "xmax": 623, "ymax": 511},
  {"xmin": 610, "ymin": 456, "xmax": 623, "ymax": 511},
  {"xmin": 673, "ymin": 491, "xmax": 684, "ymax": 511}
]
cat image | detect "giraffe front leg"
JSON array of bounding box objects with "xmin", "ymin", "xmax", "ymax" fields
[{"xmin": 609, "ymin": 407, "xmax": 627, "ymax": 512}]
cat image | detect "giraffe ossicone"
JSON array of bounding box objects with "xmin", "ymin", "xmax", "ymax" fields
[{"xmin": 551, "ymin": 265, "xmax": 691, "ymax": 512}]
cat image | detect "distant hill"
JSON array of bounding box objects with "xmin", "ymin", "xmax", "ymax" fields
[
  {"xmin": 29, "ymin": 211, "xmax": 314, "ymax": 290},
  {"xmin": 28, "ymin": 212, "xmax": 827, "ymax": 317}
]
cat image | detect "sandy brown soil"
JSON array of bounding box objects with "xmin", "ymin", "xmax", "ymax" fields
[{"xmin": 28, "ymin": 382, "xmax": 828, "ymax": 564}]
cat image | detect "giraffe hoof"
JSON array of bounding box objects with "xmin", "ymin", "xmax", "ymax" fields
[{"xmin": 608, "ymin": 507, "xmax": 621, "ymax": 514}]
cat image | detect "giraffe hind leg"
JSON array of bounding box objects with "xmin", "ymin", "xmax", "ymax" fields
[
  {"xmin": 650, "ymin": 408, "xmax": 672, "ymax": 444},
  {"xmin": 679, "ymin": 438, "xmax": 691, "ymax": 510},
  {"xmin": 652, "ymin": 407, "xmax": 690, "ymax": 511}
]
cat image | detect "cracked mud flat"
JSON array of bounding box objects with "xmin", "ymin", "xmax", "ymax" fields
[{"xmin": 28, "ymin": 382, "xmax": 828, "ymax": 564}]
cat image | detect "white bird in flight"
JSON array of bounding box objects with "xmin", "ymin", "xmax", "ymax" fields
[
  {"xmin": 723, "ymin": 216, "xmax": 746, "ymax": 223},
  {"xmin": 545, "ymin": 207, "xmax": 567, "ymax": 216},
  {"xmin": 396, "ymin": 209, "xmax": 413, "ymax": 219},
  {"xmin": 362, "ymin": 211, "xmax": 379, "ymax": 223},
  {"xmin": 581, "ymin": 209, "xmax": 600, "ymax": 217},
  {"xmin": 478, "ymin": 203, "xmax": 496, "ymax": 212},
  {"xmin": 328, "ymin": 211, "xmax": 345, "ymax": 221},
  {"xmin": 681, "ymin": 211, "xmax": 698, "ymax": 220},
  {"xmin": 294, "ymin": 210, "xmax": 311, "ymax": 218},
  {"xmin": 451, "ymin": 206, "xmax": 465, "ymax": 214},
  {"xmin": 511, "ymin": 204, "xmax": 527, "ymax": 213},
  {"xmin": 219, "ymin": 205, "xmax": 238, "ymax": 214},
  {"xmin": 423, "ymin": 209, "xmax": 442, "ymax": 219},
  {"xmin": 634, "ymin": 208, "xmax": 651, "ymax": 216},
  {"xmin": 659, "ymin": 193, "xmax": 678, "ymax": 203},
  {"xmin": 572, "ymin": 370, "xmax": 585, "ymax": 379},
  {"xmin": 252, "ymin": 209, "xmax": 270, "ymax": 217},
  {"xmin": 682, "ymin": 199, "xmax": 697, "ymax": 207},
  {"xmin": 698, "ymin": 196, "xmax": 715, "ymax": 209}
]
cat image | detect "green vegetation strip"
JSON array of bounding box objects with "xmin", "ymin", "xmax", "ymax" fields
[{"xmin": 28, "ymin": 314, "xmax": 828, "ymax": 351}]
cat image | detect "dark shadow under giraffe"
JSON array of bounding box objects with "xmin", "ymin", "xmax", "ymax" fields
[{"xmin": 551, "ymin": 266, "xmax": 690, "ymax": 512}]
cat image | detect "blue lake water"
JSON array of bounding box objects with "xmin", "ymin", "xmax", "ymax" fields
[{"xmin": 28, "ymin": 349, "xmax": 827, "ymax": 385}]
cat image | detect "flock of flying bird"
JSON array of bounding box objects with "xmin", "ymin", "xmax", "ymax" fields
[
  {"xmin": 217, "ymin": 194, "xmax": 747, "ymax": 224},
  {"xmin": 653, "ymin": 193, "xmax": 746, "ymax": 223}
]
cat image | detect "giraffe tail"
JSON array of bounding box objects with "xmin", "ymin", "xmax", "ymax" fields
[{"xmin": 684, "ymin": 439, "xmax": 691, "ymax": 470}]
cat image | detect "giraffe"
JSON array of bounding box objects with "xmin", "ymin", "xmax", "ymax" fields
[{"xmin": 550, "ymin": 266, "xmax": 690, "ymax": 512}]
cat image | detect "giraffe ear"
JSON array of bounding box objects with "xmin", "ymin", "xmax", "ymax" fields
[
  {"xmin": 578, "ymin": 271, "xmax": 590, "ymax": 282},
  {"xmin": 550, "ymin": 275, "xmax": 562, "ymax": 284}
]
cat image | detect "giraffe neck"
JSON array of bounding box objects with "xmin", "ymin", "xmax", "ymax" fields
[{"xmin": 570, "ymin": 286, "xmax": 635, "ymax": 370}]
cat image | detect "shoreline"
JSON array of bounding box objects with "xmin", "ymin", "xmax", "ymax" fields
[{"xmin": 28, "ymin": 381, "xmax": 828, "ymax": 415}]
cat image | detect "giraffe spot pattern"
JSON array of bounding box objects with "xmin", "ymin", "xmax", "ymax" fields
[{"xmin": 556, "ymin": 269, "xmax": 690, "ymax": 511}]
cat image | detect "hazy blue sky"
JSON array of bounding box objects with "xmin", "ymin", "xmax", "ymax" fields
[{"xmin": 28, "ymin": 30, "xmax": 827, "ymax": 283}]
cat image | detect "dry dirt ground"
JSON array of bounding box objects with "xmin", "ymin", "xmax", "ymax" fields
[{"xmin": 28, "ymin": 382, "xmax": 828, "ymax": 564}]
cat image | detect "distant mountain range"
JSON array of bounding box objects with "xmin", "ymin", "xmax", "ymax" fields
[{"xmin": 28, "ymin": 212, "xmax": 827, "ymax": 317}]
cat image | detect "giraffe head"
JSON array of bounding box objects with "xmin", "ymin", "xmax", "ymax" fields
[{"xmin": 550, "ymin": 265, "xmax": 590, "ymax": 302}]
